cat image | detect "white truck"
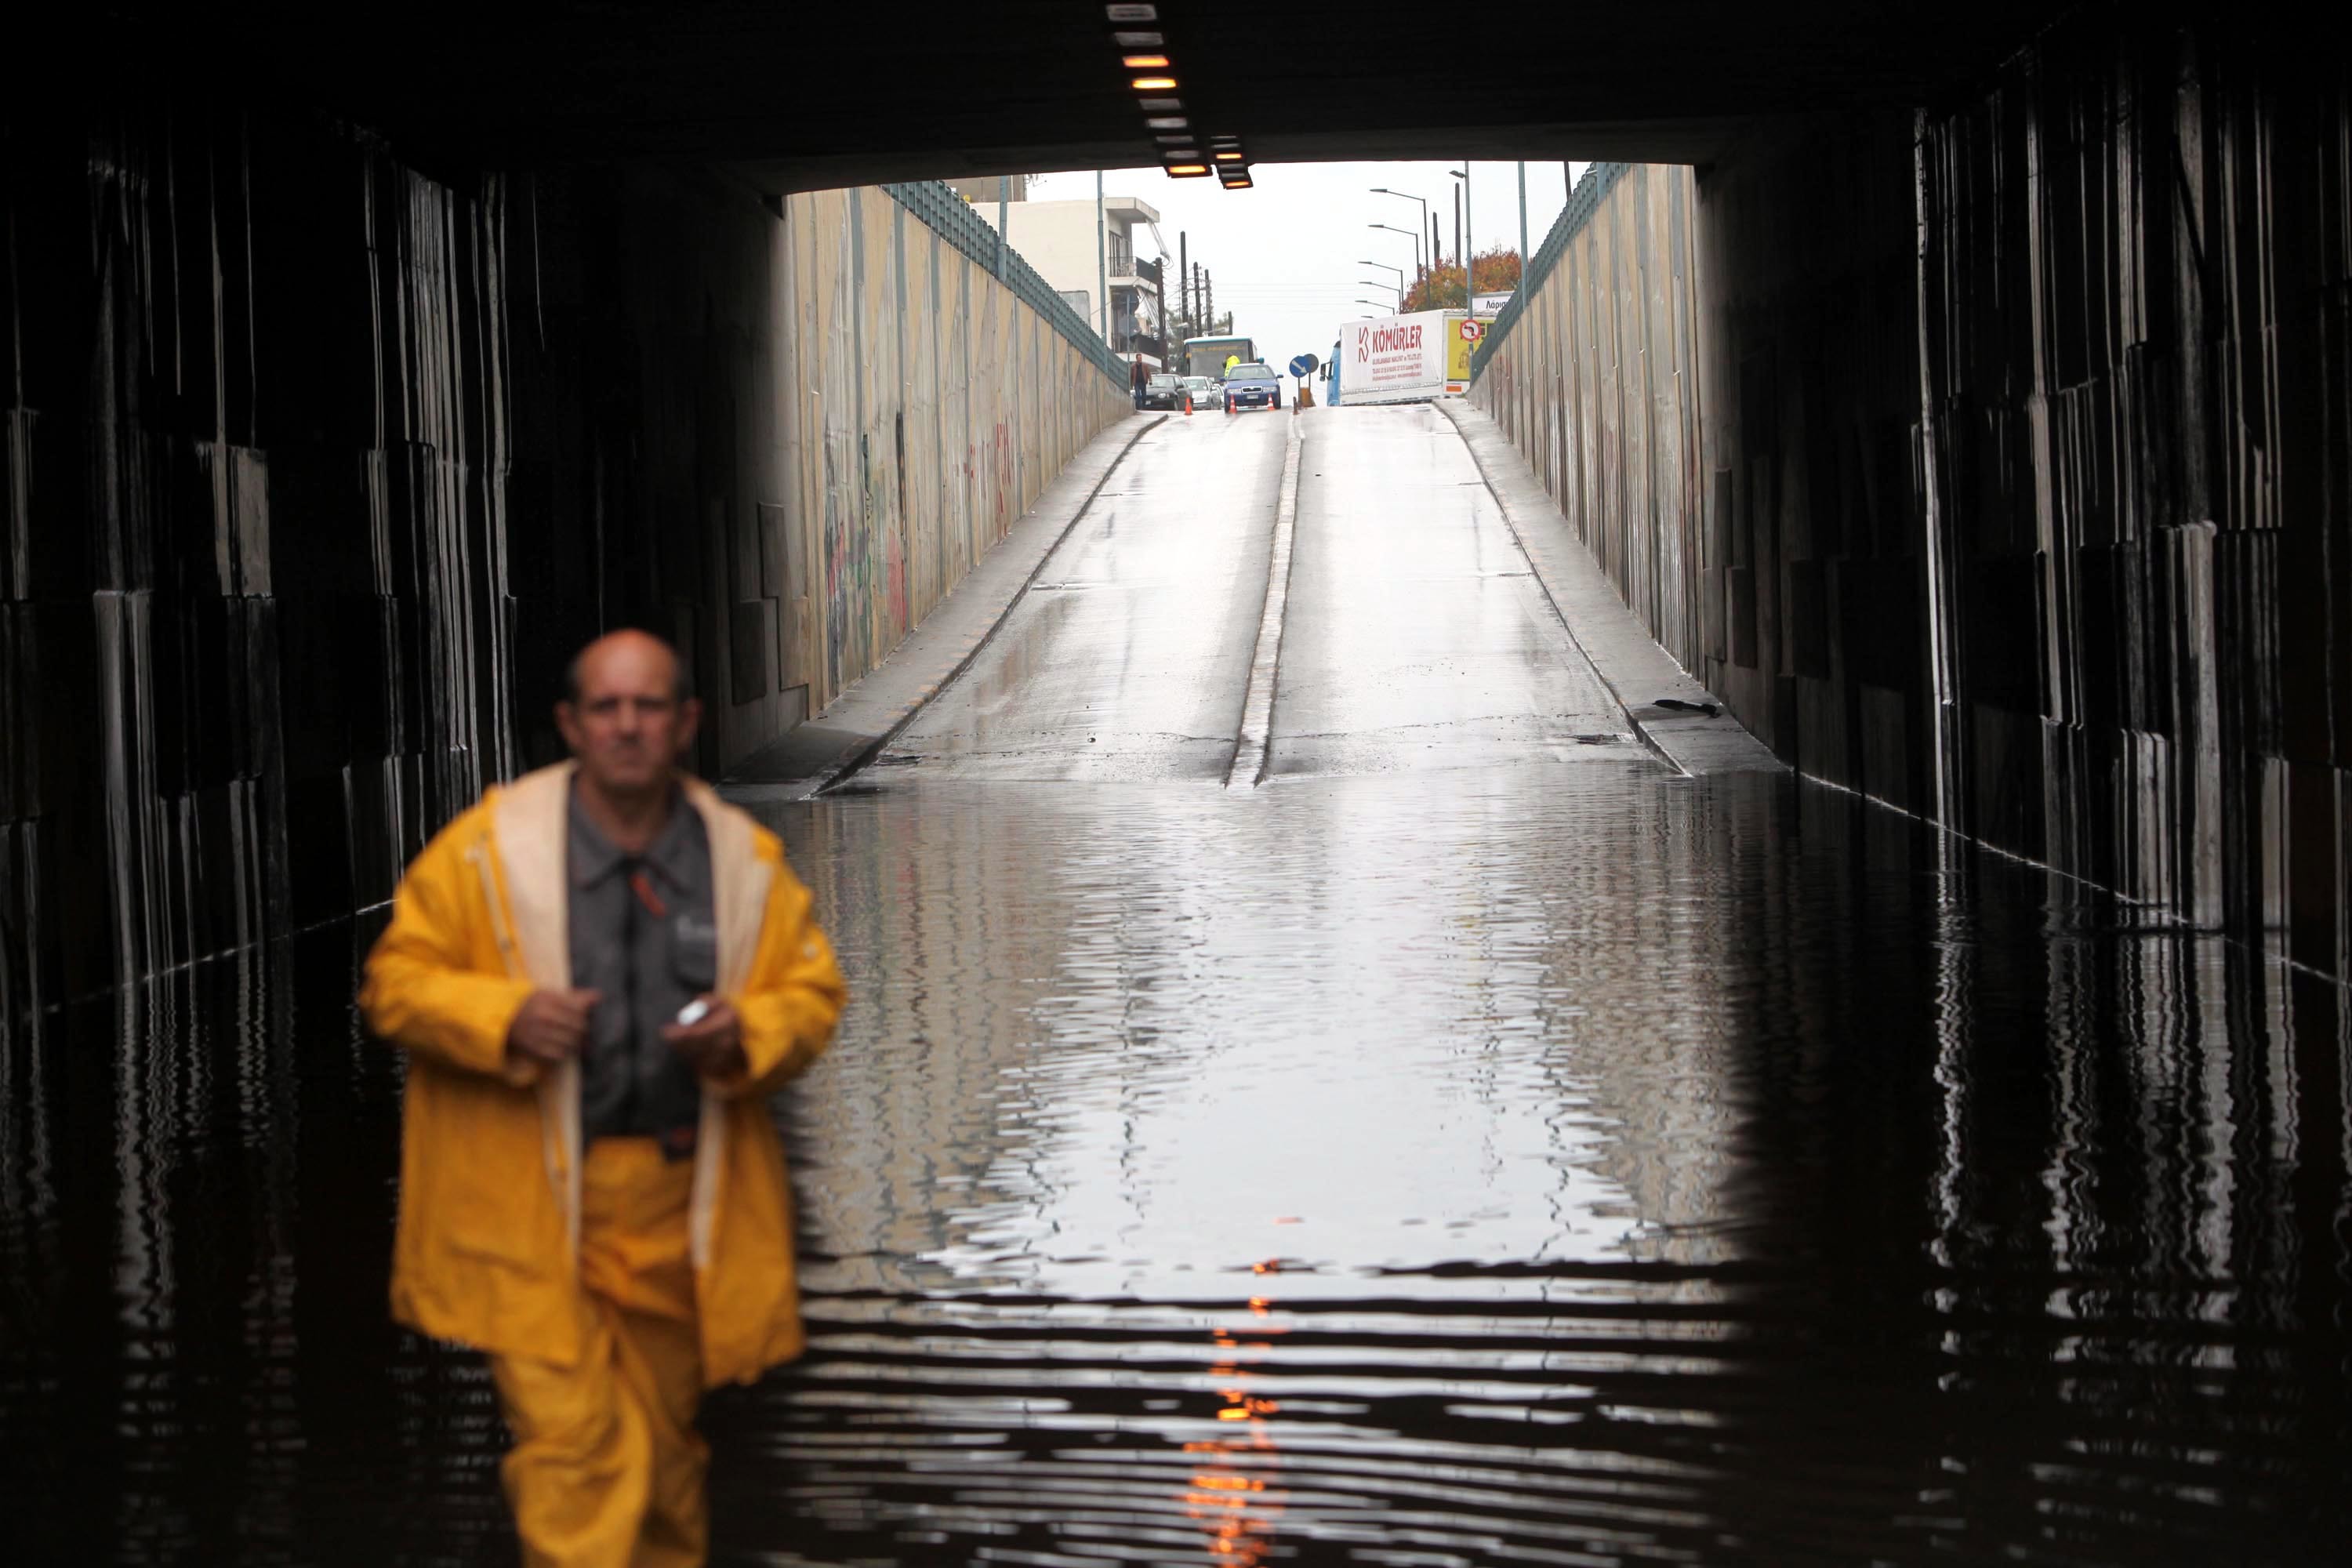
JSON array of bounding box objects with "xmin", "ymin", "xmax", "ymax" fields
[{"xmin": 1332, "ymin": 309, "xmax": 1467, "ymax": 405}]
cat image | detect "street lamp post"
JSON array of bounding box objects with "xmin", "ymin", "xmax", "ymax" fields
[
  {"xmin": 1360, "ymin": 258, "xmax": 1404, "ymax": 310},
  {"xmin": 1450, "ymin": 165, "xmax": 1471, "ymax": 296},
  {"xmin": 1369, "ymin": 187, "xmax": 1429, "ymax": 281},
  {"xmin": 1367, "ymin": 223, "xmax": 1421, "ymax": 278},
  {"xmin": 1359, "ymin": 280, "xmax": 1401, "ymax": 308}
]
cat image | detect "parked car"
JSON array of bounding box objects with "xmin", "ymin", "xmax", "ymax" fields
[
  {"xmin": 1180, "ymin": 375, "xmax": 1222, "ymax": 412},
  {"xmin": 1141, "ymin": 372, "xmax": 1182, "ymax": 411},
  {"xmin": 1224, "ymin": 361, "xmax": 1281, "ymax": 412}
]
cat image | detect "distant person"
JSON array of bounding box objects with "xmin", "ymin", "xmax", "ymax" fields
[
  {"xmin": 1131, "ymin": 354, "xmax": 1149, "ymax": 409},
  {"xmin": 361, "ymin": 629, "xmax": 847, "ymax": 1567}
]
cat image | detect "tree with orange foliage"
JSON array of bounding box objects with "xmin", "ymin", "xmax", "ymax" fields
[{"xmin": 1401, "ymin": 246, "xmax": 1522, "ymax": 314}]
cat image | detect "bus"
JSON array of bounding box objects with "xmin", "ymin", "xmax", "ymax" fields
[{"xmin": 1182, "ymin": 335, "xmax": 1258, "ymax": 380}]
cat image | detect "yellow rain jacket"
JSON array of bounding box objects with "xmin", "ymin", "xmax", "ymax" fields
[{"xmin": 359, "ymin": 763, "xmax": 846, "ymax": 1388}]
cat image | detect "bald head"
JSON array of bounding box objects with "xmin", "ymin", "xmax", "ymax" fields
[
  {"xmin": 556, "ymin": 630, "xmax": 702, "ymax": 798},
  {"xmin": 565, "ymin": 630, "xmax": 690, "ymax": 706}
]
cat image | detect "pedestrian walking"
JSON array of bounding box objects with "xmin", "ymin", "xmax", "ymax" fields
[
  {"xmin": 1130, "ymin": 354, "xmax": 1149, "ymax": 409},
  {"xmin": 360, "ymin": 629, "xmax": 847, "ymax": 1568}
]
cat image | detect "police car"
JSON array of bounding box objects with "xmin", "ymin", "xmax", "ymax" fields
[{"xmin": 1222, "ymin": 361, "xmax": 1281, "ymax": 412}]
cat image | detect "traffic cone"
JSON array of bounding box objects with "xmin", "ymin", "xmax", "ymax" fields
[{"xmin": 1182, "ymin": 393, "xmax": 1192, "ymax": 416}]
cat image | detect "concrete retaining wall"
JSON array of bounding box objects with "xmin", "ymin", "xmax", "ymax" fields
[{"xmin": 1475, "ymin": 11, "xmax": 2352, "ymax": 981}]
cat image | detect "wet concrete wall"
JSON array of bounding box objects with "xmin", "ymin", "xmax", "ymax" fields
[
  {"xmin": 0, "ymin": 111, "xmax": 1127, "ymax": 1007},
  {"xmin": 1473, "ymin": 7, "xmax": 2351, "ymax": 982},
  {"xmin": 773, "ymin": 185, "xmax": 1131, "ymax": 717}
]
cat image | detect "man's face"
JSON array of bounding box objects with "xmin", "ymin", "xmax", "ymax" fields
[{"xmin": 556, "ymin": 638, "xmax": 700, "ymax": 794}]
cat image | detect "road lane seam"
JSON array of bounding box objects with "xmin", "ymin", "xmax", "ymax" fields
[
  {"xmin": 1225, "ymin": 423, "xmax": 1304, "ymax": 790},
  {"xmin": 807, "ymin": 414, "xmax": 1170, "ymax": 797}
]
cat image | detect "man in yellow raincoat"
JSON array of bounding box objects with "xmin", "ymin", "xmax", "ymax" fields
[{"xmin": 361, "ymin": 630, "xmax": 846, "ymax": 1567}]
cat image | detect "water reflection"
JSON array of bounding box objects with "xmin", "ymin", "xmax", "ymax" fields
[{"xmin": 3, "ymin": 768, "xmax": 2349, "ymax": 1563}]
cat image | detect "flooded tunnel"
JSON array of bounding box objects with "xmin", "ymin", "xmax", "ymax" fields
[{"xmin": 4, "ymin": 2, "xmax": 2350, "ymax": 1563}]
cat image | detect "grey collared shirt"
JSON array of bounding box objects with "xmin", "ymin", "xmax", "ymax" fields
[{"xmin": 567, "ymin": 782, "xmax": 717, "ymax": 1155}]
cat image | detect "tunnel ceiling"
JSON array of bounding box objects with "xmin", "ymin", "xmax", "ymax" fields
[{"xmin": 107, "ymin": 2, "xmax": 2071, "ymax": 190}]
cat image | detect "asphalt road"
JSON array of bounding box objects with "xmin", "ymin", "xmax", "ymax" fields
[{"xmin": 882, "ymin": 403, "xmax": 1655, "ymax": 785}]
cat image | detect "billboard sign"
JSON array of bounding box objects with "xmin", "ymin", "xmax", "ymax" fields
[
  {"xmin": 1339, "ymin": 310, "xmax": 1450, "ymax": 405},
  {"xmin": 1445, "ymin": 311, "xmax": 1498, "ymax": 383}
]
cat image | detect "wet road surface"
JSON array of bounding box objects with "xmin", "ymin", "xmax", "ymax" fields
[{"xmin": 5, "ymin": 405, "xmax": 2352, "ymax": 1564}]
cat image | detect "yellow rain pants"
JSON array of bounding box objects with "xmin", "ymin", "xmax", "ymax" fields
[{"xmin": 491, "ymin": 1138, "xmax": 708, "ymax": 1568}]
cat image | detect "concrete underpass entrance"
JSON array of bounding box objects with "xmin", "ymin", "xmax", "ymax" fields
[{"xmin": 5, "ymin": 4, "xmax": 2350, "ymax": 1564}]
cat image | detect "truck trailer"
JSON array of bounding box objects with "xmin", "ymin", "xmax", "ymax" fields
[{"xmin": 1330, "ymin": 309, "xmax": 1490, "ymax": 405}]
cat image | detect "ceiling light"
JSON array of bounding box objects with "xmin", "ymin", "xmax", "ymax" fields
[
  {"xmin": 1130, "ymin": 75, "xmax": 1178, "ymax": 91},
  {"xmin": 1155, "ymin": 133, "xmax": 1196, "ymax": 145},
  {"xmin": 1121, "ymin": 54, "xmax": 1171, "ymax": 69},
  {"xmin": 1167, "ymin": 164, "xmax": 1210, "ymax": 178},
  {"xmin": 1137, "ymin": 96, "xmax": 1181, "ymax": 111},
  {"xmin": 1145, "ymin": 116, "xmax": 1188, "ymax": 129},
  {"xmin": 1105, "ymin": 4, "xmax": 1158, "ymax": 20},
  {"xmin": 1221, "ymin": 177, "xmax": 1254, "ymax": 190},
  {"xmin": 1214, "ymin": 152, "xmax": 1243, "ymax": 162},
  {"xmin": 1160, "ymin": 148, "xmax": 1202, "ymax": 161},
  {"xmin": 1209, "ymin": 136, "xmax": 1241, "ymax": 147},
  {"xmin": 1112, "ymin": 31, "xmax": 1163, "ymax": 47}
]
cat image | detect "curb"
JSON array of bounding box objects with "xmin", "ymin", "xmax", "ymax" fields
[
  {"xmin": 1434, "ymin": 399, "xmax": 1785, "ymax": 778},
  {"xmin": 721, "ymin": 413, "xmax": 1169, "ymax": 801}
]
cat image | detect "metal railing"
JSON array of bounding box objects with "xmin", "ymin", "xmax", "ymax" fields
[
  {"xmin": 1469, "ymin": 162, "xmax": 1630, "ymax": 381},
  {"xmin": 881, "ymin": 180, "xmax": 1124, "ymax": 385}
]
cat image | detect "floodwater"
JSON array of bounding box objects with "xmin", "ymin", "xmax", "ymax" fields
[{"xmin": 4, "ymin": 408, "xmax": 2350, "ymax": 1564}]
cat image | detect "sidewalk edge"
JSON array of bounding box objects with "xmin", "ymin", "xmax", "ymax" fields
[
  {"xmin": 721, "ymin": 413, "xmax": 1168, "ymax": 801},
  {"xmin": 1436, "ymin": 399, "xmax": 1785, "ymax": 777}
]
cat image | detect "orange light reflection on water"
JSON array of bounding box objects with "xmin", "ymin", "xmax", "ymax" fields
[{"xmin": 1179, "ymin": 1295, "xmax": 1289, "ymax": 1566}]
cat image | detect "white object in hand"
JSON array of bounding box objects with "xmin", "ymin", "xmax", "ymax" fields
[{"xmin": 674, "ymin": 998, "xmax": 712, "ymax": 1028}]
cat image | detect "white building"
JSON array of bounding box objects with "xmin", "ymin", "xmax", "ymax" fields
[{"xmin": 975, "ymin": 195, "xmax": 1167, "ymax": 368}]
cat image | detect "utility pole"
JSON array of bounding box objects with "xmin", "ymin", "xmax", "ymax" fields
[
  {"xmin": 1204, "ymin": 268, "xmax": 1214, "ymax": 334},
  {"xmin": 1463, "ymin": 160, "xmax": 1472, "ymax": 287},
  {"xmin": 1095, "ymin": 169, "xmax": 1109, "ymax": 342},
  {"xmin": 1428, "ymin": 214, "xmax": 1439, "ymax": 281},
  {"xmin": 1179, "ymin": 232, "xmax": 1189, "ymax": 343},
  {"xmin": 1516, "ymin": 162, "xmax": 1528, "ymax": 288},
  {"xmin": 1452, "ymin": 184, "xmax": 1461, "ymax": 274}
]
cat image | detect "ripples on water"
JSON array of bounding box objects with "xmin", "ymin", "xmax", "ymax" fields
[{"xmin": 3, "ymin": 768, "xmax": 2349, "ymax": 1563}]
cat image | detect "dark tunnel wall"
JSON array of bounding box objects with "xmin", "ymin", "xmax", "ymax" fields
[
  {"xmin": 0, "ymin": 104, "xmax": 1127, "ymax": 1011},
  {"xmin": 0, "ymin": 109, "xmax": 521, "ymax": 1007},
  {"xmin": 1478, "ymin": 6, "xmax": 2351, "ymax": 981}
]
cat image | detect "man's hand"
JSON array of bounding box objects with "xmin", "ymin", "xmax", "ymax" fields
[
  {"xmin": 662, "ymin": 995, "xmax": 746, "ymax": 1081},
  {"xmin": 507, "ymin": 988, "xmax": 602, "ymax": 1065}
]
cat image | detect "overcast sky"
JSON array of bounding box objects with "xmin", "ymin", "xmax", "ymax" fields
[{"xmin": 1029, "ymin": 160, "xmax": 1589, "ymax": 367}]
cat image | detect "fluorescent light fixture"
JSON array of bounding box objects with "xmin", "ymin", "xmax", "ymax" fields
[
  {"xmin": 1121, "ymin": 53, "xmax": 1170, "ymax": 68},
  {"xmin": 1130, "ymin": 75, "xmax": 1178, "ymax": 91},
  {"xmin": 1154, "ymin": 134, "xmax": 1196, "ymax": 145},
  {"xmin": 1145, "ymin": 116, "xmax": 1188, "ymax": 129},
  {"xmin": 1167, "ymin": 165, "xmax": 1210, "ymax": 177},
  {"xmin": 1105, "ymin": 4, "xmax": 1158, "ymax": 20},
  {"xmin": 1209, "ymin": 136, "xmax": 1242, "ymax": 147},
  {"xmin": 1213, "ymin": 151, "xmax": 1242, "ymax": 162},
  {"xmin": 1112, "ymin": 31, "xmax": 1163, "ymax": 46},
  {"xmin": 1137, "ymin": 96, "xmax": 1181, "ymax": 111},
  {"xmin": 1160, "ymin": 147, "xmax": 1201, "ymax": 161},
  {"xmin": 1221, "ymin": 178, "xmax": 1254, "ymax": 190}
]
